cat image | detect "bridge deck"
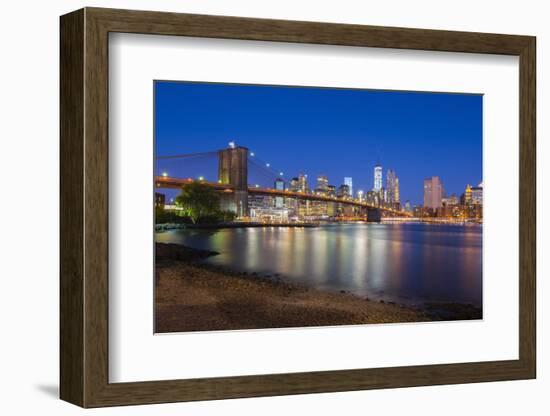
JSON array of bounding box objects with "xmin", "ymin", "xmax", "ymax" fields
[{"xmin": 155, "ymin": 177, "xmax": 409, "ymax": 216}]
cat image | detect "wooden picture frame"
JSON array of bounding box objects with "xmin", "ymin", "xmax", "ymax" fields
[{"xmin": 60, "ymin": 7, "xmax": 536, "ymax": 408}]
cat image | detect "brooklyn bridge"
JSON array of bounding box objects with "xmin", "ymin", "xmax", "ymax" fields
[{"xmin": 155, "ymin": 144, "xmax": 410, "ymax": 222}]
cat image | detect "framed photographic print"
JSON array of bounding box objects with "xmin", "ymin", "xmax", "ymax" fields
[{"xmin": 60, "ymin": 7, "xmax": 536, "ymax": 408}]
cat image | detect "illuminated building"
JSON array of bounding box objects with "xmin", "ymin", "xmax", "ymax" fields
[
  {"xmin": 344, "ymin": 177, "xmax": 353, "ymax": 198},
  {"xmin": 471, "ymin": 182, "xmax": 483, "ymax": 205},
  {"xmin": 404, "ymin": 200, "xmax": 412, "ymax": 212},
  {"xmin": 463, "ymin": 184, "xmax": 472, "ymax": 206},
  {"xmin": 155, "ymin": 192, "xmax": 166, "ymax": 209},
  {"xmin": 381, "ymin": 187, "xmax": 387, "ymax": 204},
  {"xmin": 386, "ymin": 169, "xmax": 400, "ymax": 204},
  {"xmin": 274, "ymin": 178, "xmax": 285, "ymax": 208},
  {"xmin": 337, "ymin": 184, "xmax": 350, "ymax": 198},
  {"xmin": 327, "ymin": 185, "xmax": 336, "ymax": 197},
  {"xmin": 298, "ymin": 173, "xmax": 310, "ymax": 193},
  {"xmin": 395, "ymin": 177, "xmax": 400, "ymax": 203},
  {"xmin": 315, "ymin": 175, "xmax": 329, "ymax": 195},
  {"xmin": 442, "ymin": 193, "xmax": 459, "ymax": 206},
  {"xmin": 289, "ymin": 177, "xmax": 299, "ymax": 192},
  {"xmin": 373, "ymin": 163, "xmax": 382, "ymax": 192},
  {"xmin": 424, "ymin": 176, "xmax": 443, "ymax": 209},
  {"xmin": 366, "ymin": 190, "xmax": 379, "ymax": 206},
  {"xmin": 357, "ymin": 190, "xmax": 364, "ymax": 202},
  {"xmin": 248, "ymin": 194, "xmax": 272, "ymax": 217}
]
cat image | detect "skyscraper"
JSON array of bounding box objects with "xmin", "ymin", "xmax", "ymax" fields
[
  {"xmin": 464, "ymin": 184, "xmax": 473, "ymax": 205},
  {"xmin": 337, "ymin": 184, "xmax": 350, "ymax": 198},
  {"xmin": 344, "ymin": 177, "xmax": 353, "ymax": 198},
  {"xmin": 374, "ymin": 164, "xmax": 382, "ymax": 192},
  {"xmin": 298, "ymin": 173, "xmax": 310, "ymax": 193},
  {"xmin": 471, "ymin": 182, "xmax": 483, "ymax": 205},
  {"xmin": 395, "ymin": 177, "xmax": 400, "ymax": 203},
  {"xmin": 289, "ymin": 177, "xmax": 299, "ymax": 192},
  {"xmin": 424, "ymin": 176, "xmax": 443, "ymax": 209},
  {"xmin": 315, "ymin": 175, "xmax": 329, "ymax": 194},
  {"xmin": 386, "ymin": 169, "xmax": 400, "ymax": 204}
]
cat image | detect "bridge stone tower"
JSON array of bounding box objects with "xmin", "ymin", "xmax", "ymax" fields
[
  {"xmin": 218, "ymin": 146, "xmax": 249, "ymax": 217},
  {"xmin": 366, "ymin": 207, "xmax": 382, "ymax": 223}
]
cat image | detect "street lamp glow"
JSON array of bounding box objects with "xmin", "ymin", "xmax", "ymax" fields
[
  {"xmin": 198, "ymin": 176, "xmax": 204, "ymax": 181},
  {"xmin": 161, "ymin": 171, "xmax": 168, "ymax": 178},
  {"xmin": 255, "ymin": 184, "xmax": 260, "ymax": 188},
  {"xmin": 280, "ymin": 172, "xmax": 284, "ymax": 176},
  {"xmin": 228, "ymin": 141, "xmax": 236, "ymax": 149}
]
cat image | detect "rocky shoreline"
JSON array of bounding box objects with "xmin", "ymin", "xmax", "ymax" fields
[{"xmin": 154, "ymin": 243, "xmax": 481, "ymax": 333}]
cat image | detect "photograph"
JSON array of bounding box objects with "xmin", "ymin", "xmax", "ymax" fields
[{"xmin": 153, "ymin": 80, "xmax": 483, "ymax": 333}]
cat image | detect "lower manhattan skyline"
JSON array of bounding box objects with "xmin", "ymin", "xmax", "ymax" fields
[{"xmin": 155, "ymin": 81, "xmax": 482, "ymax": 206}]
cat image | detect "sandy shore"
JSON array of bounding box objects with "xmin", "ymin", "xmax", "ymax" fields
[{"xmin": 155, "ymin": 243, "xmax": 436, "ymax": 333}]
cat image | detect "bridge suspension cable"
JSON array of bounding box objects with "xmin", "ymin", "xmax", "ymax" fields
[
  {"xmin": 248, "ymin": 154, "xmax": 286, "ymax": 182},
  {"xmin": 156, "ymin": 150, "xmax": 220, "ymax": 160}
]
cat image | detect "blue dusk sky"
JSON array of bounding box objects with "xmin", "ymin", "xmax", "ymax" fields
[{"xmin": 154, "ymin": 81, "xmax": 482, "ymax": 205}]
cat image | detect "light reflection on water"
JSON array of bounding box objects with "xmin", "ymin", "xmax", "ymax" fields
[{"xmin": 155, "ymin": 223, "xmax": 482, "ymax": 306}]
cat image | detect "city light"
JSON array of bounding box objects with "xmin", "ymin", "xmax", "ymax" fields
[
  {"xmin": 155, "ymin": 148, "xmax": 479, "ymax": 224},
  {"xmin": 228, "ymin": 141, "xmax": 236, "ymax": 148}
]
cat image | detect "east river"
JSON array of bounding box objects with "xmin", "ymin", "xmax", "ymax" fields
[{"xmin": 155, "ymin": 223, "xmax": 482, "ymax": 307}]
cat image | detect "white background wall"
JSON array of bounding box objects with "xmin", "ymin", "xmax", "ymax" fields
[{"xmin": 0, "ymin": 0, "xmax": 546, "ymax": 414}]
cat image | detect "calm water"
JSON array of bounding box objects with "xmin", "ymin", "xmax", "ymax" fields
[{"xmin": 156, "ymin": 223, "xmax": 482, "ymax": 307}]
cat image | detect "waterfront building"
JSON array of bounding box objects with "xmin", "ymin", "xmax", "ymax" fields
[
  {"xmin": 373, "ymin": 163, "xmax": 383, "ymax": 192},
  {"xmin": 297, "ymin": 200, "xmax": 312, "ymax": 217},
  {"xmin": 357, "ymin": 190, "xmax": 364, "ymax": 202},
  {"xmin": 415, "ymin": 205, "xmax": 436, "ymax": 218},
  {"xmin": 344, "ymin": 177, "xmax": 353, "ymax": 198},
  {"xmin": 424, "ymin": 176, "xmax": 443, "ymax": 209},
  {"xmin": 248, "ymin": 194, "xmax": 272, "ymax": 217},
  {"xmin": 404, "ymin": 200, "xmax": 412, "ymax": 212},
  {"xmin": 327, "ymin": 185, "xmax": 337, "ymax": 197},
  {"xmin": 249, "ymin": 193, "xmax": 290, "ymax": 222},
  {"xmin": 274, "ymin": 178, "xmax": 285, "ymax": 208},
  {"xmin": 310, "ymin": 201, "xmax": 329, "ymax": 218}
]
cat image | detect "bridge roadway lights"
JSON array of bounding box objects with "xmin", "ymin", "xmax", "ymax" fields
[{"xmin": 366, "ymin": 207, "xmax": 382, "ymax": 223}]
